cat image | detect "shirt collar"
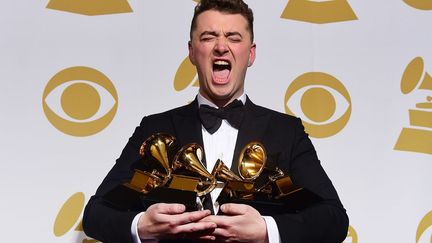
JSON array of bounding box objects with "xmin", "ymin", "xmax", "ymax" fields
[{"xmin": 197, "ymin": 93, "xmax": 246, "ymax": 108}]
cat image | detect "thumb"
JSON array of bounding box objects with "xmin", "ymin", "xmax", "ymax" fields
[{"xmin": 220, "ymin": 203, "xmax": 248, "ymax": 215}]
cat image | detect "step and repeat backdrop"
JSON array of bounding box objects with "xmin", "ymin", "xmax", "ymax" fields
[{"xmin": 1, "ymin": 0, "xmax": 431, "ymax": 242}]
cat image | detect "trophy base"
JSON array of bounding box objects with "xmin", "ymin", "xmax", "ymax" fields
[
  {"xmin": 103, "ymin": 184, "xmax": 198, "ymax": 211},
  {"xmin": 141, "ymin": 187, "xmax": 198, "ymax": 212},
  {"xmin": 217, "ymin": 188, "xmax": 322, "ymax": 216},
  {"xmin": 217, "ymin": 197, "xmax": 284, "ymax": 216}
]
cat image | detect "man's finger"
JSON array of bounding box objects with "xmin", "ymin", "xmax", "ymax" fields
[
  {"xmin": 149, "ymin": 203, "xmax": 186, "ymax": 215},
  {"xmin": 199, "ymin": 215, "xmax": 231, "ymax": 226},
  {"xmin": 209, "ymin": 227, "xmax": 231, "ymax": 239},
  {"xmin": 158, "ymin": 209, "xmax": 212, "ymax": 225},
  {"xmin": 174, "ymin": 221, "xmax": 217, "ymax": 234},
  {"xmin": 219, "ymin": 203, "xmax": 250, "ymax": 215},
  {"xmin": 198, "ymin": 235, "xmax": 216, "ymax": 241}
]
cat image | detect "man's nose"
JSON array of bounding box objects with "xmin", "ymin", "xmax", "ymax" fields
[{"xmin": 213, "ymin": 39, "xmax": 229, "ymax": 55}]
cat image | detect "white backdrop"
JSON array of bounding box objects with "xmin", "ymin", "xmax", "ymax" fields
[{"xmin": 1, "ymin": 1, "xmax": 431, "ymax": 242}]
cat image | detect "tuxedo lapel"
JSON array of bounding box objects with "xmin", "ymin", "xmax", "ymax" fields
[
  {"xmin": 171, "ymin": 99, "xmax": 207, "ymax": 166},
  {"xmin": 231, "ymin": 97, "xmax": 271, "ymax": 173}
]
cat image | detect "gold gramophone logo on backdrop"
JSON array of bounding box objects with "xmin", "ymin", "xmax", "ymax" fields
[
  {"xmin": 416, "ymin": 210, "xmax": 432, "ymax": 243},
  {"xmin": 174, "ymin": 2, "xmax": 201, "ymax": 92},
  {"xmin": 42, "ymin": 66, "xmax": 118, "ymax": 137},
  {"xmin": 46, "ymin": 0, "xmax": 133, "ymax": 15},
  {"xmin": 394, "ymin": 57, "xmax": 432, "ymax": 155},
  {"xmin": 403, "ymin": 0, "xmax": 432, "ymax": 10},
  {"xmin": 174, "ymin": 56, "xmax": 199, "ymax": 92},
  {"xmin": 281, "ymin": 0, "xmax": 358, "ymax": 24},
  {"xmin": 53, "ymin": 192, "xmax": 99, "ymax": 242},
  {"xmin": 343, "ymin": 225, "xmax": 358, "ymax": 243},
  {"xmin": 284, "ymin": 72, "xmax": 352, "ymax": 138}
]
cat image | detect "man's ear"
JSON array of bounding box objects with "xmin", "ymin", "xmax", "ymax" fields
[
  {"xmin": 188, "ymin": 41, "xmax": 196, "ymax": 65},
  {"xmin": 248, "ymin": 43, "xmax": 256, "ymax": 67}
]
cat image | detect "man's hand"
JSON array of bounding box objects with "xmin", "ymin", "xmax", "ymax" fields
[
  {"xmin": 137, "ymin": 203, "xmax": 217, "ymax": 241},
  {"xmin": 201, "ymin": 203, "xmax": 268, "ymax": 243}
]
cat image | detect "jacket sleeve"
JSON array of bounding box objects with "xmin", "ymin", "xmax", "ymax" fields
[
  {"xmin": 82, "ymin": 118, "xmax": 149, "ymax": 243},
  {"xmin": 272, "ymin": 118, "xmax": 349, "ymax": 243}
]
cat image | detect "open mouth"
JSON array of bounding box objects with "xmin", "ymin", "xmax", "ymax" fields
[{"xmin": 212, "ymin": 60, "xmax": 231, "ymax": 84}]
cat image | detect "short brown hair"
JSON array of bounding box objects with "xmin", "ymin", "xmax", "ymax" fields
[{"xmin": 190, "ymin": 0, "xmax": 254, "ymax": 41}]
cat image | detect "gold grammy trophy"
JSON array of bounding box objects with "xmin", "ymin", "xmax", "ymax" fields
[
  {"xmin": 394, "ymin": 57, "xmax": 432, "ymax": 155},
  {"xmin": 161, "ymin": 142, "xmax": 217, "ymax": 210},
  {"xmin": 103, "ymin": 133, "xmax": 215, "ymax": 211},
  {"xmin": 103, "ymin": 133, "xmax": 177, "ymax": 210},
  {"xmin": 214, "ymin": 142, "xmax": 322, "ymax": 215},
  {"xmin": 171, "ymin": 143, "xmax": 216, "ymax": 197}
]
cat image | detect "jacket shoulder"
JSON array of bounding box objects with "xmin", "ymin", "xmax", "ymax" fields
[
  {"xmin": 252, "ymin": 103, "xmax": 300, "ymax": 124},
  {"xmin": 141, "ymin": 101, "xmax": 195, "ymax": 122}
]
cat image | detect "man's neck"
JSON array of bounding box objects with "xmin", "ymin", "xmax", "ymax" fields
[{"xmin": 197, "ymin": 93, "xmax": 246, "ymax": 108}]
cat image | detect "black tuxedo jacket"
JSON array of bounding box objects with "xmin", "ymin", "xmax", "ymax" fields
[{"xmin": 83, "ymin": 97, "xmax": 349, "ymax": 243}]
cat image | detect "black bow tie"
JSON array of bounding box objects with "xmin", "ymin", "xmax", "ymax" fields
[{"xmin": 199, "ymin": 99, "xmax": 245, "ymax": 134}]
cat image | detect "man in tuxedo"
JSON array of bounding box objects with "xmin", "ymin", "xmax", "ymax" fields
[{"xmin": 83, "ymin": 0, "xmax": 349, "ymax": 242}]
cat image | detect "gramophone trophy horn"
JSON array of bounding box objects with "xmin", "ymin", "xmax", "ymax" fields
[
  {"xmin": 135, "ymin": 141, "xmax": 205, "ymax": 211},
  {"xmin": 238, "ymin": 142, "xmax": 267, "ymax": 181},
  {"xmin": 212, "ymin": 159, "xmax": 242, "ymax": 182},
  {"xmin": 238, "ymin": 142, "xmax": 297, "ymax": 196},
  {"xmin": 171, "ymin": 143, "xmax": 216, "ymax": 197},
  {"xmin": 215, "ymin": 142, "xmax": 267, "ymax": 205},
  {"xmin": 102, "ymin": 133, "xmax": 179, "ymax": 211},
  {"xmin": 216, "ymin": 141, "xmax": 322, "ymax": 216},
  {"xmin": 138, "ymin": 133, "xmax": 177, "ymax": 187},
  {"xmin": 212, "ymin": 159, "xmax": 254, "ymax": 197}
]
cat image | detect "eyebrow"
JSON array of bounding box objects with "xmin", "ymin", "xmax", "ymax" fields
[
  {"xmin": 225, "ymin": 31, "xmax": 242, "ymax": 38},
  {"xmin": 199, "ymin": 31, "xmax": 243, "ymax": 38}
]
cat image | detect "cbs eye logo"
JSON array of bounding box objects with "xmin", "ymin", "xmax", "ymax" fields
[
  {"xmin": 416, "ymin": 210, "xmax": 432, "ymax": 243},
  {"xmin": 53, "ymin": 192, "xmax": 98, "ymax": 242},
  {"xmin": 42, "ymin": 66, "xmax": 118, "ymax": 137},
  {"xmin": 343, "ymin": 226, "xmax": 358, "ymax": 243},
  {"xmin": 284, "ymin": 72, "xmax": 352, "ymax": 138},
  {"xmin": 403, "ymin": 0, "xmax": 432, "ymax": 10}
]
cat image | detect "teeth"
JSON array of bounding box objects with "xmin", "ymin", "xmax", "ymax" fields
[{"xmin": 214, "ymin": 60, "xmax": 230, "ymax": 65}]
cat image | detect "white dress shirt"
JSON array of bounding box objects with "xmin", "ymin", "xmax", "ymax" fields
[{"xmin": 131, "ymin": 93, "xmax": 281, "ymax": 243}]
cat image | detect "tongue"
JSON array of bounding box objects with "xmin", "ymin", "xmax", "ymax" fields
[{"xmin": 213, "ymin": 69, "xmax": 230, "ymax": 84}]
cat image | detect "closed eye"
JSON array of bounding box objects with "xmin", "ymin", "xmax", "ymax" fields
[
  {"xmin": 228, "ymin": 36, "xmax": 242, "ymax": 42},
  {"xmin": 226, "ymin": 32, "xmax": 242, "ymax": 42},
  {"xmin": 201, "ymin": 36, "xmax": 215, "ymax": 41},
  {"xmin": 200, "ymin": 31, "xmax": 218, "ymax": 41}
]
